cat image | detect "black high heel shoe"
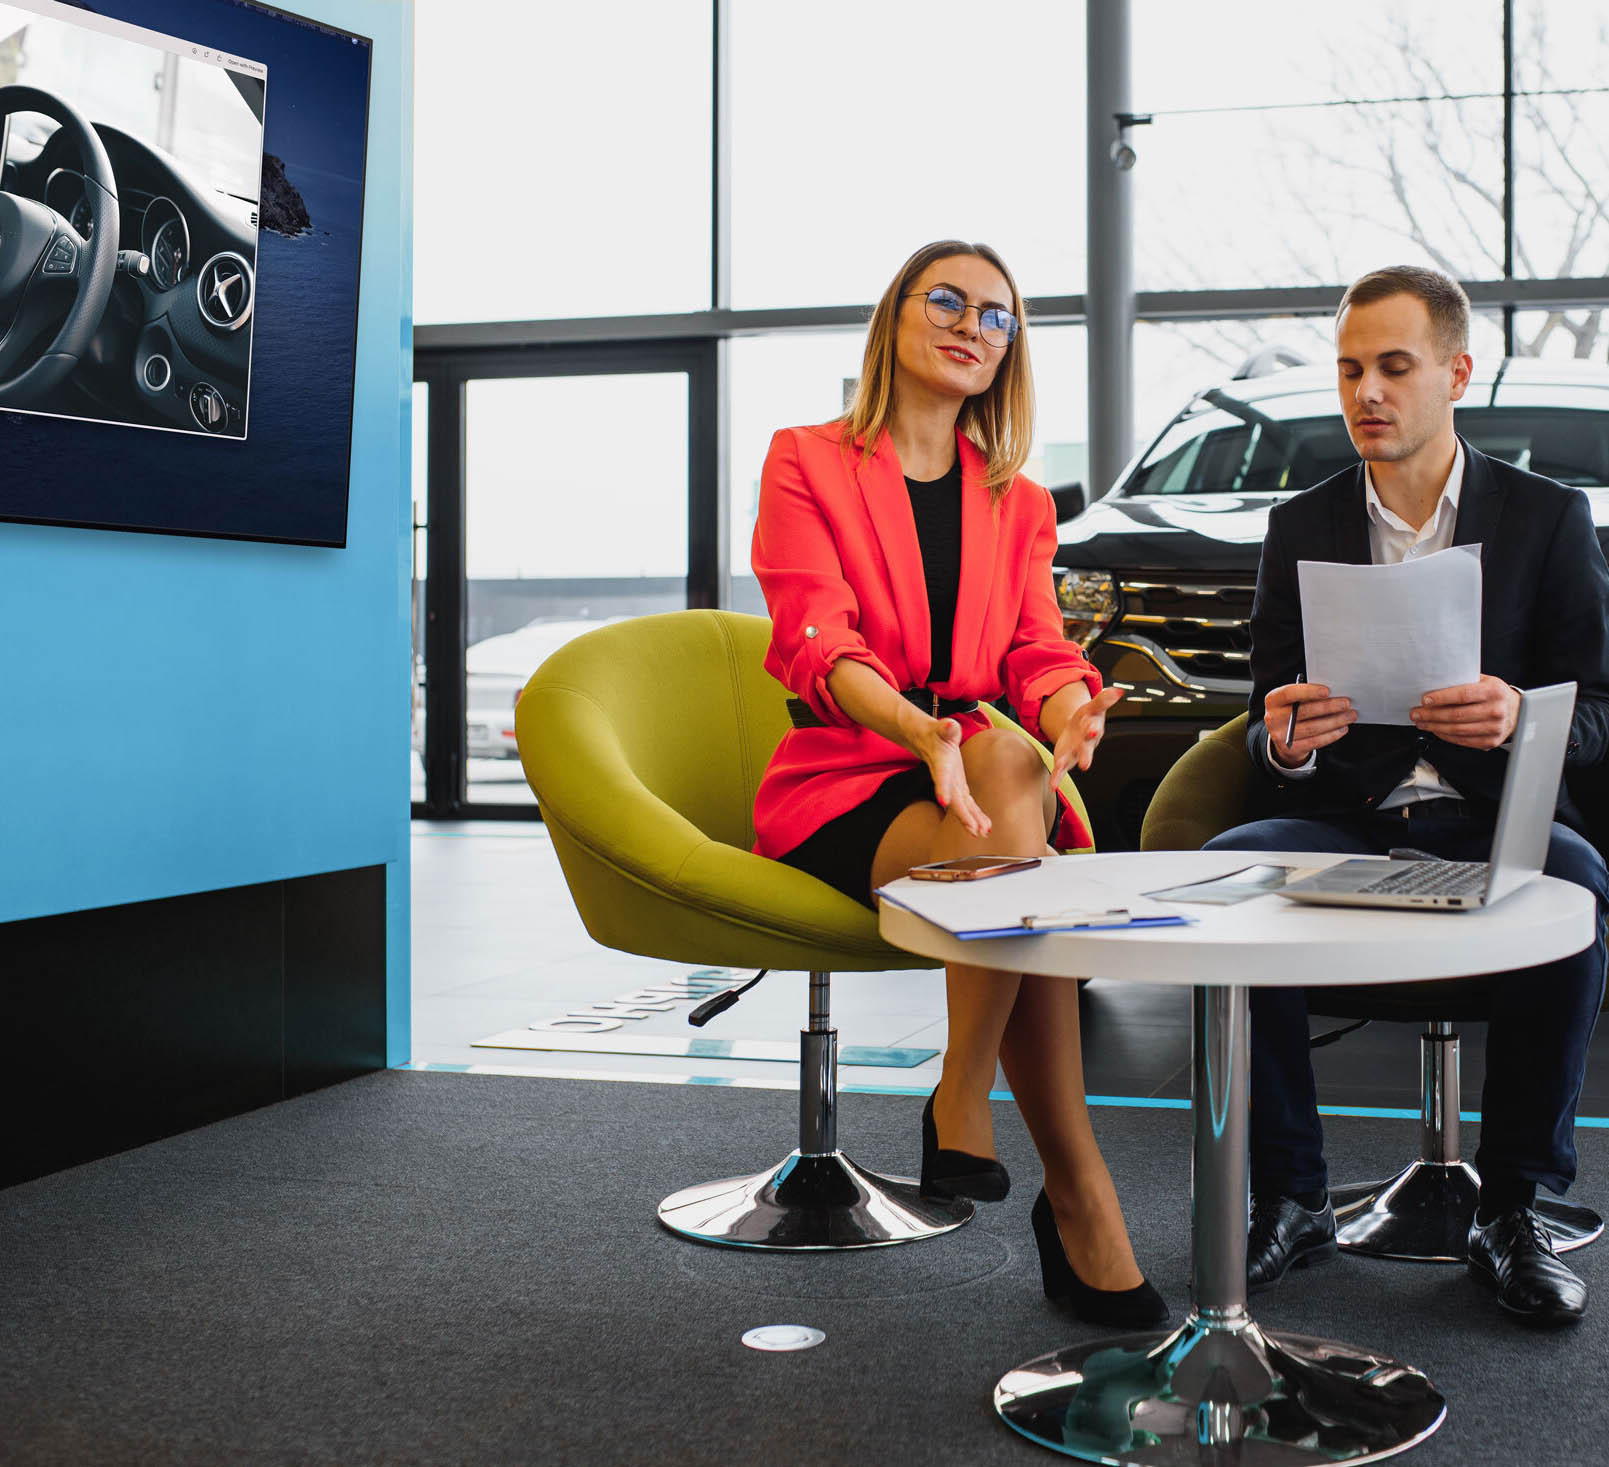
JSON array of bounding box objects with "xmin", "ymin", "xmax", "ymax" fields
[
  {"xmin": 1031, "ymin": 1189, "xmax": 1168, "ymax": 1328},
  {"xmin": 919, "ymin": 1091, "xmax": 1010, "ymax": 1201}
]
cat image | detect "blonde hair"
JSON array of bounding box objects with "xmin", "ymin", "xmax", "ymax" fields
[{"xmin": 842, "ymin": 240, "xmax": 1035, "ymax": 501}]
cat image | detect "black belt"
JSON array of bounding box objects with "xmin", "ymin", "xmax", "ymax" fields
[
  {"xmin": 786, "ymin": 688, "xmax": 980, "ymax": 730},
  {"xmin": 1378, "ymin": 797, "xmax": 1472, "ymax": 821}
]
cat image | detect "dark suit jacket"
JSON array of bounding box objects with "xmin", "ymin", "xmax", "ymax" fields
[{"xmin": 1246, "ymin": 439, "xmax": 1609, "ymax": 834}]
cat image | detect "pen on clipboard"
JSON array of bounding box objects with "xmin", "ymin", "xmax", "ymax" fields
[{"xmin": 1020, "ymin": 908, "xmax": 1192, "ymax": 931}]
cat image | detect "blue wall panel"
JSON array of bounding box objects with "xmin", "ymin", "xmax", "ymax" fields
[{"xmin": 0, "ymin": 0, "xmax": 415, "ymax": 1064}]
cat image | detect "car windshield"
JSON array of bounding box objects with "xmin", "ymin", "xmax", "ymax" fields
[{"xmin": 1127, "ymin": 394, "xmax": 1609, "ymax": 495}]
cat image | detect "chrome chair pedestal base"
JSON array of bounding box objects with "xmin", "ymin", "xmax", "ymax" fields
[
  {"xmin": 659, "ymin": 978, "xmax": 974, "ymax": 1250},
  {"xmin": 1331, "ymin": 1020, "xmax": 1604, "ymax": 1263},
  {"xmin": 657, "ymin": 1149, "xmax": 972, "ymax": 1249},
  {"xmin": 1333, "ymin": 1159, "xmax": 1604, "ymax": 1262},
  {"xmin": 995, "ymin": 1311, "xmax": 1446, "ymax": 1466}
]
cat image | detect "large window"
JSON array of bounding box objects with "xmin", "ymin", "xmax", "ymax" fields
[
  {"xmin": 462, "ymin": 373, "xmax": 689, "ymax": 804},
  {"xmin": 726, "ymin": 332, "xmax": 866, "ymax": 614},
  {"xmin": 1511, "ymin": 5, "xmax": 1609, "ymax": 367},
  {"xmin": 728, "ymin": 0, "xmax": 1087, "ymax": 309},
  {"xmin": 413, "ymin": 1, "xmax": 1609, "ymax": 818},
  {"xmin": 1132, "ymin": 4, "xmax": 1504, "ymax": 291},
  {"xmin": 412, "ymin": 343, "xmax": 711, "ymax": 817},
  {"xmin": 412, "ymin": 0, "xmax": 712, "ymax": 324}
]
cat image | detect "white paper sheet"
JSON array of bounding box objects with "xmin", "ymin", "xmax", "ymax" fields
[
  {"xmin": 876, "ymin": 861, "xmax": 1178, "ymax": 939},
  {"xmin": 1297, "ymin": 546, "xmax": 1481, "ymax": 725}
]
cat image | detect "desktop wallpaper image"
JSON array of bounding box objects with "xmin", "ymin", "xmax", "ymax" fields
[{"xmin": 0, "ymin": 0, "xmax": 371, "ymax": 545}]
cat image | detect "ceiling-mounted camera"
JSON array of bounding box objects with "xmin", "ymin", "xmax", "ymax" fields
[{"xmin": 1111, "ymin": 111, "xmax": 1153, "ymax": 172}]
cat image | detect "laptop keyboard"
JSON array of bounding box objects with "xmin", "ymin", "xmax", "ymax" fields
[{"xmin": 1355, "ymin": 860, "xmax": 1490, "ymax": 897}]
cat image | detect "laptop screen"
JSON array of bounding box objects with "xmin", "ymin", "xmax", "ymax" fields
[{"xmin": 1486, "ymin": 682, "xmax": 1576, "ymax": 904}]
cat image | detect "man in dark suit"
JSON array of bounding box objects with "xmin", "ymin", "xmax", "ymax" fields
[{"xmin": 1207, "ymin": 265, "xmax": 1609, "ymax": 1325}]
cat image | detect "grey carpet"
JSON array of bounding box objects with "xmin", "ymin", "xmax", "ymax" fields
[{"xmin": 2, "ymin": 1070, "xmax": 1605, "ymax": 1466}]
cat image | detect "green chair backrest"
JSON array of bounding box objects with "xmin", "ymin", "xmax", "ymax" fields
[
  {"xmin": 1139, "ymin": 714, "xmax": 1253, "ymax": 853},
  {"xmin": 524, "ymin": 610, "xmax": 786, "ymax": 852}
]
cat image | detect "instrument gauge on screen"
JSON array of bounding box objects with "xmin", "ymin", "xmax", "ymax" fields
[
  {"xmin": 150, "ymin": 218, "xmax": 188, "ymax": 289},
  {"xmin": 69, "ymin": 195, "xmax": 94, "ymax": 239},
  {"xmin": 141, "ymin": 198, "xmax": 191, "ymax": 291}
]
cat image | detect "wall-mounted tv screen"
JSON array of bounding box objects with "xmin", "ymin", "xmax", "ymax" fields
[{"xmin": 0, "ymin": 0, "xmax": 370, "ymax": 546}]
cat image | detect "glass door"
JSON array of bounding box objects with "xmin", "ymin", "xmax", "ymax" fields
[{"xmin": 412, "ymin": 340, "xmax": 718, "ymax": 818}]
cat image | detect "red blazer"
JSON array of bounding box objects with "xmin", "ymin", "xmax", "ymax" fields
[{"xmin": 751, "ymin": 421, "xmax": 1101, "ymax": 860}]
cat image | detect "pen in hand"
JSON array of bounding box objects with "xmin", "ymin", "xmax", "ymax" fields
[{"xmin": 1284, "ymin": 669, "xmax": 1303, "ymax": 752}]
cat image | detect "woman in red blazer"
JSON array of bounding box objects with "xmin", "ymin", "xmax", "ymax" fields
[{"xmin": 751, "ymin": 240, "xmax": 1164, "ymax": 1327}]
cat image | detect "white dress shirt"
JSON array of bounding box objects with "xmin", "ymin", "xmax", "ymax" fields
[{"xmin": 1274, "ymin": 441, "xmax": 1466, "ymax": 807}]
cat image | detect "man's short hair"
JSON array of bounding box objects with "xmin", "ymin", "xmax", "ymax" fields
[{"xmin": 1337, "ymin": 266, "xmax": 1470, "ymax": 359}]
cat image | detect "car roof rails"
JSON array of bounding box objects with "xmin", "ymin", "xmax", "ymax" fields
[{"xmin": 1231, "ymin": 344, "xmax": 1312, "ymax": 379}]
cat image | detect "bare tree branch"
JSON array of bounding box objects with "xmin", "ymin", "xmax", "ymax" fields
[{"xmin": 1154, "ymin": 11, "xmax": 1609, "ymax": 363}]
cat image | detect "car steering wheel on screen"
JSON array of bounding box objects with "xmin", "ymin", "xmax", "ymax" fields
[{"xmin": 0, "ymin": 86, "xmax": 120, "ymax": 407}]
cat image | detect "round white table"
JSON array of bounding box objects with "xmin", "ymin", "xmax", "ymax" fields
[{"xmin": 879, "ymin": 849, "xmax": 1597, "ymax": 1466}]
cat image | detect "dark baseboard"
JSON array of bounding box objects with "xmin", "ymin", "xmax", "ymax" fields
[{"xmin": 0, "ymin": 865, "xmax": 387, "ymax": 1188}]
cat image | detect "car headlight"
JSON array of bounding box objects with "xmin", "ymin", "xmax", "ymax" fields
[{"xmin": 1054, "ymin": 568, "xmax": 1120, "ymax": 648}]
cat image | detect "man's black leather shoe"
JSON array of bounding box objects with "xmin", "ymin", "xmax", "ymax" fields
[
  {"xmin": 1247, "ymin": 1193, "xmax": 1338, "ymax": 1293},
  {"xmin": 1468, "ymin": 1207, "xmax": 1588, "ymax": 1325}
]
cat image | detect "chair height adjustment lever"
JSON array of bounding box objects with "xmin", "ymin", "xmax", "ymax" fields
[
  {"xmin": 1309, "ymin": 1017, "xmax": 1371, "ymax": 1050},
  {"xmin": 688, "ymin": 969, "xmax": 769, "ymax": 1027}
]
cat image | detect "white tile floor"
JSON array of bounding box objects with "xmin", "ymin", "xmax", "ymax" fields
[
  {"xmin": 406, "ymin": 820, "xmax": 1609, "ymax": 1125},
  {"xmin": 407, "ymin": 820, "xmax": 959, "ymax": 1095}
]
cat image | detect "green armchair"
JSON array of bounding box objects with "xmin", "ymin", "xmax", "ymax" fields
[{"xmin": 516, "ymin": 608, "xmax": 1091, "ymax": 1250}]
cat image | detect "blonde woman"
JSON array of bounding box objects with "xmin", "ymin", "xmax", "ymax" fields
[{"xmin": 749, "ymin": 240, "xmax": 1164, "ymax": 1326}]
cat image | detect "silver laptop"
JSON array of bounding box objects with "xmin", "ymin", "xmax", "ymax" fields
[{"xmin": 1278, "ymin": 681, "xmax": 1576, "ymax": 911}]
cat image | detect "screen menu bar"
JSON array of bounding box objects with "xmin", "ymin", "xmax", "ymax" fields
[{"xmin": 5, "ymin": 0, "xmax": 267, "ymax": 80}]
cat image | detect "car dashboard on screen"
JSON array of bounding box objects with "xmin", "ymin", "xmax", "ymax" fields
[{"xmin": 6, "ymin": 118, "xmax": 259, "ymax": 435}]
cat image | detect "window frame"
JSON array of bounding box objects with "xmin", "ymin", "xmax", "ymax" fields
[{"xmin": 411, "ymin": 338, "xmax": 719, "ymax": 820}]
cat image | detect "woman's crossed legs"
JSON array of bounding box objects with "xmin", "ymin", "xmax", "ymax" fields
[{"xmin": 869, "ymin": 727, "xmax": 1143, "ymax": 1290}]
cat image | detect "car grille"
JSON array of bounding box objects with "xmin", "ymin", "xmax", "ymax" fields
[{"xmin": 1105, "ymin": 577, "xmax": 1256, "ymax": 692}]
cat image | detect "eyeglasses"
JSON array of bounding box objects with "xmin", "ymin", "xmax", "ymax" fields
[{"xmin": 902, "ymin": 286, "xmax": 1019, "ymax": 347}]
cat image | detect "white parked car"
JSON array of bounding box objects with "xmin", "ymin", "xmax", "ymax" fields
[{"xmin": 464, "ymin": 617, "xmax": 613, "ymax": 759}]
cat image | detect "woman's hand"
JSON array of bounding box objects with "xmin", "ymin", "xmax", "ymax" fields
[
  {"xmin": 917, "ymin": 717, "xmax": 993, "ymax": 839},
  {"xmin": 1048, "ymin": 686, "xmax": 1124, "ymax": 787}
]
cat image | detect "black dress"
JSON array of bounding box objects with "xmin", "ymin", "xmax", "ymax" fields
[{"xmin": 776, "ymin": 457, "xmax": 963, "ymax": 907}]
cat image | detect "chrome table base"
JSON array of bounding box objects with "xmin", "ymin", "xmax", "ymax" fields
[
  {"xmin": 657, "ymin": 1149, "xmax": 972, "ymax": 1249},
  {"xmin": 995, "ymin": 985, "xmax": 1446, "ymax": 1464},
  {"xmin": 996, "ymin": 1312, "xmax": 1445, "ymax": 1466},
  {"xmin": 1333, "ymin": 1159, "xmax": 1604, "ymax": 1262}
]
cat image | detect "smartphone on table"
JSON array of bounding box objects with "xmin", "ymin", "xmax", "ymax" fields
[{"xmin": 907, "ymin": 855, "xmax": 1042, "ymax": 882}]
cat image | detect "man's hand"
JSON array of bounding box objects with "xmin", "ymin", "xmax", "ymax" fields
[
  {"xmin": 1049, "ymin": 686, "xmax": 1124, "ymax": 786},
  {"xmin": 1410, "ymin": 676, "xmax": 1520, "ymax": 750},
  {"xmin": 1266, "ymin": 682, "xmax": 1356, "ymax": 768}
]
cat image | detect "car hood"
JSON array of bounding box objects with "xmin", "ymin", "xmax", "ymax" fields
[
  {"xmin": 1055, "ymin": 485, "xmax": 1609, "ymax": 576},
  {"xmin": 466, "ymin": 619, "xmax": 611, "ymax": 679},
  {"xmin": 1055, "ymin": 493, "xmax": 1292, "ymax": 574}
]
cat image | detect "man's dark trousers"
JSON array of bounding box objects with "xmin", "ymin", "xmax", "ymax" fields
[{"xmin": 1205, "ymin": 809, "xmax": 1609, "ymax": 1198}]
